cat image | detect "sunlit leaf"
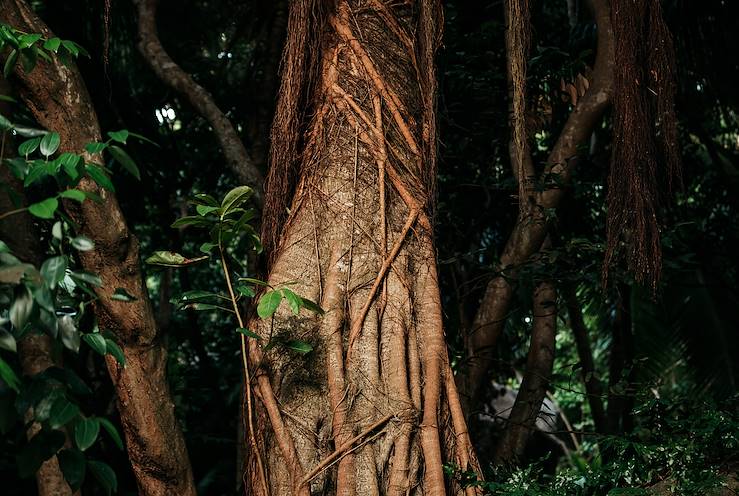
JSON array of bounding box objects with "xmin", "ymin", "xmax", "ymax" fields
[
  {"xmin": 257, "ymin": 290, "xmax": 282, "ymax": 319},
  {"xmin": 39, "ymin": 132, "xmax": 60, "ymax": 157},
  {"xmin": 145, "ymin": 251, "xmax": 208, "ymax": 267},
  {"xmin": 82, "ymin": 333, "xmax": 106, "ymax": 356}
]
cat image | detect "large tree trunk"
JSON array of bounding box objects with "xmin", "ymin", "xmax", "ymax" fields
[
  {"xmin": 245, "ymin": 1, "xmax": 480, "ymax": 494},
  {"xmin": 0, "ymin": 2, "xmax": 196, "ymax": 494},
  {"xmin": 457, "ymin": 0, "xmax": 614, "ymax": 414}
]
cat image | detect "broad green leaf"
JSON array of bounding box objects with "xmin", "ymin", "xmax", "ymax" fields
[
  {"xmin": 0, "ymin": 328, "xmax": 16, "ymax": 352},
  {"xmin": 71, "ymin": 236, "xmax": 94, "ymax": 251},
  {"xmin": 43, "ymin": 37, "xmax": 61, "ymax": 52},
  {"xmin": 59, "ymin": 189, "xmax": 86, "ymax": 202},
  {"xmin": 59, "ymin": 315, "xmax": 80, "ymax": 353},
  {"xmin": 88, "ymin": 460, "xmax": 117, "ymax": 495},
  {"xmin": 29, "ymin": 196, "xmax": 59, "ymax": 219},
  {"xmin": 107, "ymin": 129, "xmax": 129, "ymax": 144},
  {"xmin": 105, "ymin": 339, "xmax": 125, "ymax": 367},
  {"xmin": 237, "ymin": 328, "xmax": 261, "ymax": 340},
  {"xmin": 98, "ymin": 417, "xmax": 124, "ymax": 450},
  {"xmin": 18, "ymin": 136, "xmax": 41, "ymax": 156},
  {"xmin": 257, "ymin": 290, "xmax": 282, "ymax": 319},
  {"xmin": 51, "ymin": 221, "xmax": 63, "ymax": 240},
  {"xmin": 111, "ymin": 288, "xmax": 136, "ymax": 302},
  {"xmin": 57, "ymin": 153, "xmax": 82, "ymax": 179},
  {"xmin": 299, "ymin": 297, "xmax": 325, "ymax": 315},
  {"xmin": 18, "ymin": 33, "xmax": 41, "ymax": 48},
  {"xmin": 281, "ymin": 288, "xmax": 302, "ymax": 315},
  {"xmin": 170, "ymin": 215, "xmax": 212, "ymax": 229},
  {"xmin": 199, "ymin": 242, "xmax": 217, "ymax": 254},
  {"xmin": 220, "ymin": 186, "xmax": 253, "ymax": 218},
  {"xmin": 285, "ymin": 340, "xmax": 313, "ymax": 355},
  {"xmin": 82, "ymin": 333, "xmax": 107, "ymax": 356},
  {"xmin": 13, "ymin": 125, "xmax": 46, "ymax": 137},
  {"xmin": 23, "ymin": 163, "xmax": 49, "ymax": 186},
  {"xmin": 57, "ymin": 448, "xmax": 86, "ymax": 491},
  {"xmin": 69, "ymin": 271, "xmax": 102, "ymax": 287},
  {"xmin": 85, "ymin": 164, "xmax": 114, "ymax": 192},
  {"xmin": 190, "ymin": 193, "xmax": 218, "ymax": 206},
  {"xmin": 108, "ymin": 144, "xmax": 140, "ymax": 180},
  {"xmin": 40, "ymin": 255, "xmax": 67, "ymax": 288},
  {"xmin": 10, "ymin": 288, "xmax": 33, "ymax": 330},
  {"xmin": 0, "ymin": 355, "xmax": 20, "ymax": 392},
  {"xmin": 145, "ymin": 251, "xmax": 208, "ymax": 267},
  {"xmin": 17, "ymin": 430, "xmax": 65, "ymax": 478},
  {"xmin": 61, "ymin": 39, "xmax": 79, "ymax": 57},
  {"xmin": 84, "ymin": 142, "xmax": 107, "ymax": 154},
  {"xmin": 196, "ymin": 204, "xmax": 220, "ymax": 216},
  {"xmin": 39, "ymin": 132, "xmax": 60, "ymax": 157},
  {"xmin": 74, "ymin": 416, "xmax": 100, "ymax": 451},
  {"xmin": 179, "ymin": 290, "xmax": 220, "ymax": 303},
  {"xmin": 20, "ymin": 47, "xmax": 38, "ymax": 74},
  {"xmin": 236, "ymin": 285, "xmax": 255, "ymax": 297},
  {"xmin": 48, "ymin": 396, "xmax": 80, "ymax": 429}
]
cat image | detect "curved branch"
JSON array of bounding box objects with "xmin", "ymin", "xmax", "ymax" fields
[
  {"xmin": 134, "ymin": 0, "xmax": 264, "ymax": 206},
  {"xmin": 458, "ymin": 0, "xmax": 615, "ymax": 413}
]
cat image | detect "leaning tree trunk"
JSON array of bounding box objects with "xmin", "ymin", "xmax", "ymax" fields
[
  {"xmin": 245, "ymin": 1, "xmax": 480, "ymax": 494},
  {"xmin": 0, "ymin": 1, "xmax": 196, "ymax": 494}
]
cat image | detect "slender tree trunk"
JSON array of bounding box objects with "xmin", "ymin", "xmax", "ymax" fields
[
  {"xmin": 134, "ymin": 0, "xmax": 265, "ymax": 206},
  {"xmin": 494, "ymin": 281, "xmax": 557, "ymax": 464},
  {"xmin": 0, "ymin": 2, "xmax": 196, "ymax": 494},
  {"xmin": 0, "ymin": 83, "xmax": 74, "ymax": 496},
  {"xmin": 564, "ymin": 286, "xmax": 607, "ymax": 433},
  {"xmin": 457, "ymin": 0, "xmax": 614, "ymax": 414},
  {"xmin": 245, "ymin": 1, "xmax": 481, "ymax": 494}
]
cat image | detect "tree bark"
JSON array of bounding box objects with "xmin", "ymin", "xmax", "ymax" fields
[
  {"xmin": 0, "ymin": 84, "xmax": 74, "ymax": 496},
  {"xmin": 0, "ymin": 2, "xmax": 196, "ymax": 494},
  {"xmin": 564, "ymin": 286, "xmax": 607, "ymax": 433},
  {"xmin": 493, "ymin": 281, "xmax": 557, "ymax": 464},
  {"xmin": 134, "ymin": 0, "xmax": 264, "ymax": 206},
  {"xmin": 457, "ymin": 0, "xmax": 614, "ymax": 414},
  {"xmin": 245, "ymin": 1, "xmax": 481, "ymax": 494}
]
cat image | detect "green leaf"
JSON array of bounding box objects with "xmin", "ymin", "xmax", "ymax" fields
[
  {"xmin": 257, "ymin": 290, "xmax": 282, "ymax": 319},
  {"xmin": 190, "ymin": 193, "xmax": 218, "ymax": 206},
  {"xmin": 98, "ymin": 417, "xmax": 124, "ymax": 450},
  {"xmin": 199, "ymin": 242, "xmax": 217, "ymax": 254},
  {"xmin": 82, "ymin": 333, "xmax": 107, "ymax": 356},
  {"xmin": 69, "ymin": 271, "xmax": 102, "ymax": 287},
  {"xmin": 0, "ymin": 355, "xmax": 20, "ymax": 392},
  {"xmin": 59, "ymin": 315, "xmax": 80, "ymax": 353},
  {"xmin": 71, "ymin": 236, "xmax": 94, "ymax": 251},
  {"xmin": 107, "ymin": 129, "xmax": 129, "ymax": 144},
  {"xmin": 3, "ymin": 49, "xmax": 18, "ymax": 78},
  {"xmin": 170, "ymin": 215, "xmax": 212, "ymax": 229},
  {"xmin": 39, "ymin": 132, "xmax": 60, "ymax": 157},
  {"xmin": 281, "ymin": 288, "xmax": 302, "ymax": 315},
  {"xmin": 237, "ymin": 328, "xmax": 261, "ymax": 340},
  {"xmin": 84, "ymin": 142, "xmax": 107, "ymax": 154},
  {"xmin": 74, "ymin": 416, "xmax": 100, "ymax": 451},
  {"xmin": 60, "ymin": 39, "xmax": 79, "ymax": 57},
  {"xmin": 111, "ymin": 288, "xmax": 136, "ymax": 302},
  {"xmin": 58, "ymin": 448, "xmax": 86, "ymax": 491},
  {"xmin": 186, "ymin": 302, "xmax": 229, "ymax": 312},
  {"xmin": 238, "ymin": 277, "xmax": 270, "ymax": 287},
  {"xmin": 220, "ymin": 186, "xmax": 253, "ymax": 218},
  {"xmin": 59, "ymin": 189, "xmax": 86, "ymax": 202},
  {"xmin": 18, "ymin": 136, "xmax": 41, "ymax": 156},
  {"xmin": 13, "ymin": 125, "xmax": 46, "ymax": 137},
  {"xmin": 18, "ymin": 33, "xmax": 41, "ymax": 49},
  {"xmin": 0, "ymin": 113, "xmax": 12, "ymax": 129},
  {"xmin": 23, "ymin": 163, "xmax": 48, "ymax": 186},
  {"xmin": 85, "ymin": 164, "xmax": 115, "ymax": 192},
  {"xmin": 17, "ymin": 430, "xmax": 65, "ymax": 478},
  {"xmin": 178, "ymin": 290, "xmax": 220, "ymax": 303},
  {"xmin": 10, "ymin": 288, "xmax": 33, "ymax": 330},
  {"xmin": 0, "ymin": 328, "xmax": 16, "ymax": 352},
  {"xmin": 88, "ymin": 460, "xmax": 117, "ymax": 495},
  {"xmin": 196, "ymin": 204, "xmax": 220, "ymax": 216},
  {"xmin": 108, "ymin": 144, "xmax": 140, "ymax": 180},
  {"xmin": 40, "ymin": 255, "xmax": 67, "ymax": 288},
  {"xmin": 145, "ymin": 251, "xmax": 208, "ymax": 267},
  {"xmin": 285, "ymin": 340, "xmax": 313, "ymax": 354},
  {"xmin": 299, "ymin": 297, "xmax": 324, "ymax": 315},
  {"xmin": 48, "ymin": 396, "xmax": 80, "ymax": 429},
  {"xmin": 105, "ymin": 339, "xmax": 125, "ymax": 367},
  {"xmin": 43, "ymin": 37, "xmax": 61, "ymax": 52},
  {"xmin": 236, "ymin": 285, "xmax": 255, "ymax": 297}
]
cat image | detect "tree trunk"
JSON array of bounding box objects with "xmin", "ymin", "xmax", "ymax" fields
[
  {"xmin": 0, "ymin": 82, "xmax": 73, "ymax": 496},
  {"xmin": 0, "ymin": 2, "xmax": 196, "ymax": 494},
  {"xmin": 246, "ymin": 1, "xmax": 481, "ymax": 494},
  {"xmin": 457, "ymin": 0, "xmax": 614, "ymax": 414},
  {"xmin": 564, "ymin": 286, "xmax": 607, "ymax": 434},
  {"xmin": 494, "ymin": 281, "xmax": 557, "ymax": 463}
]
